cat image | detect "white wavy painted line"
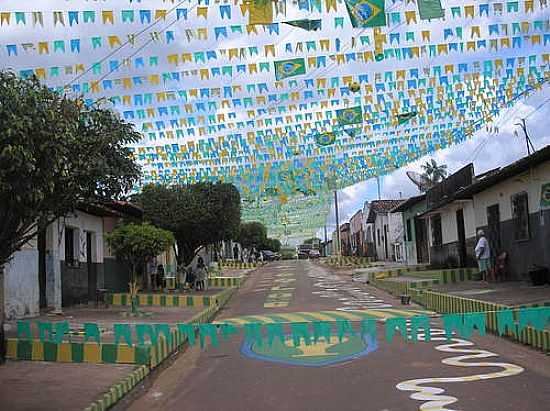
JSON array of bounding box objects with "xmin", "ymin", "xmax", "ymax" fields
[{"xmin": 396, "ymin": 329, "xmax": 524, "ymax": 411}]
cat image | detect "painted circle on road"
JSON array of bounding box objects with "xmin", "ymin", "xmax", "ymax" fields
[{"xmin": 241, "ymin": 334, "xmax": 378, "ymax": 367}]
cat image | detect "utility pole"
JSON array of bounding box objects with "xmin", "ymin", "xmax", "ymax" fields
[
  {"xmin": 334, "ymin": 190, "xmax": 341, "ymax": 256},
  {"xmin": 515, "ymin": 119, "xmax": 536, "ymax": 156},
  {"xmin": 323, "ymin": 225, "xmax": 328, "ymax": 257},
  {"xmin": 376, "ymin": 176, "xmax": 381, "ymax": 200}
]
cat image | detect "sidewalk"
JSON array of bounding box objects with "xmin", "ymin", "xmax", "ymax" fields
[
  {"xmin": 0, "ymin": 360, "xmax": 136, "ymax": 411},
  {"xmin": 434, "ymin": 281, "xmax": 550, "ymax": 307}
]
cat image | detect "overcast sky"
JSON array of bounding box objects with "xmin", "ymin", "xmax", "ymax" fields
[
  {"xmin": 320, "ymin": 90, "xmax": 550, "ymax": 237},
  {"xmin": 1, "ymin": 0, "xmax": 548, "ymax": 242}
]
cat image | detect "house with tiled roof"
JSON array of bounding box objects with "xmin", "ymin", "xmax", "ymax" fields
[{"xmin": 365, "ymin": 199, "xmax": 405, "ymax": 262}]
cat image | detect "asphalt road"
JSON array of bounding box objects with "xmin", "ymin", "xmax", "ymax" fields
[{"xmin": 121, "ymin": 260, "xmax": 550, "ymax": 411}]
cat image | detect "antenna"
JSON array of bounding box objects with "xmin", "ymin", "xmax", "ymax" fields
[
  {"xmin": 406, "ymin": 171, "xmax": 431, "ymax": 192},
  {"xmin": 514, "ymin": 119, "xmax": 536, "ymax": 156}
]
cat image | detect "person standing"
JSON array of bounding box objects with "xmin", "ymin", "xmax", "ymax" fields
[
  {"xmin": 475, "ymin": 230, "xmax": 491, "ymax": 282},
  {"xmin": 233, "ymin": 244, "xmax": 239, "ymax": 261}
]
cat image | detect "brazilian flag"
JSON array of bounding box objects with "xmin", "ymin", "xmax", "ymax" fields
[
  {"xmin": 417, "ymin": 0, "xmax": 444, "ymax": 20},
  {"xmin": 397, "ymin": 111, "xmax": 417, "ymax": 125},
  {"xmin": 344, "ymin": 0, "xmax": 386, "ymax": 28},
  {"xmin": 336, "ymin": 106, "xmax": 363, "ymax": 126},
  {"xmin": 315, "ymin": 132, "xmax": 336, "ymax": 146},
  {"xmin": 283, "ymin": 19, "xmax": 322, "ymax": 31},
  {"xmin": 274, "ymin": 58, "xmax": 306, "ymax": 81}
]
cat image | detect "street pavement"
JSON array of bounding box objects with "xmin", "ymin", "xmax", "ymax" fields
[{"xmin": 120, "ymin": 260, "xmax": 550, "ymax": 411}]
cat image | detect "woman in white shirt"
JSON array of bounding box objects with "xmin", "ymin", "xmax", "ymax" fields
[{"xmin": 475, "ymin": 230, "xmax": 491, "ymax": 282}]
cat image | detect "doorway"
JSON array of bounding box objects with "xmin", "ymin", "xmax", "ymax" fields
[
  {"xmin": 486, "ymin": 204, "xmax": 501, "ymax": 254},
  {"xmin": 414, "ymin": 218, "xmax": 429, "ymax": 264},
  {"xmin": 456, "ymin": 209, "xmax": 467, "ymax": 267},
  {"xmin": 86, "ymin": 232, "xmax": 96, "ymax": 302}
]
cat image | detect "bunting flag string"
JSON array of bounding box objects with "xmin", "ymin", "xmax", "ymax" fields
[
  {"xmin": 169, "ymin": 306, "xmax": 550, "ymax": 349},
  {"xmin": 1, "ymin": 0, "xmax": 549, "ymax": 239}
]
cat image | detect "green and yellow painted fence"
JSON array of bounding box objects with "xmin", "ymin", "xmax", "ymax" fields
[
  {"xmin": 370, "ymin": 267, "xmax": 479, "ymax": 294},
  {"xmin": 219, "ymin": 261, "xmax": 259, "ymax": 269},
  {"xmin": 323, "ymin": 256, "xmax": 373, "ymax": 268},
  {"xmin": 208, "ymin": 276, "xmax": 244, "ymax": 288},
  {"xmin": 106, "ymin": 291, "xmax": 223, "ymax": 308},
  {"xmin": 422, "ymin": 291, "xmax": 550, "ymax": 352},
  {"xmin": 6, "ymin": 339, "xmax": 152, "ymax": 365}
]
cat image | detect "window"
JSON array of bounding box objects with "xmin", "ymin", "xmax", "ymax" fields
[
  {"xmin": 431, "ymin": 214, "xmax": 442, "ymax": 246},
  {"xmin": 65, "ymin": 227, "xmax": 75, "ymax": 265},
  {"xmin": 377, "ymin": 228, "xmax": 381, "ymax": 246},
  {"xmin": 406, "ymin": 219, "xmax": 412, "ymax": 242},
  {"xmin": 511, "ymin": 192, "xmax": 530, "ymax": 241}
]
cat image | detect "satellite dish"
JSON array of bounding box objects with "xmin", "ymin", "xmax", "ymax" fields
[{"xmin": 406, "ymin": 171, "xmax": 431, "ymax": 192}]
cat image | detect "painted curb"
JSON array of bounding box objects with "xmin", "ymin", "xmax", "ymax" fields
[
  {"xmin": 370, "ymin": 277, "xmax": 550, "ymax": 353},
  {"xmin": 82, "ymin": 286, "xmax": 238, "ymax": 410}
]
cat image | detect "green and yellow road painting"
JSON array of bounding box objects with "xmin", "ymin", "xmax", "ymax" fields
[
  {"xmin": 216, "ymin": 308, "xmax": 434, "ymax": 367},
  {"xmin": 263, "ymin": 272, "xmax": 296, "ymax": 308},
  {"xmin": 241, "ymin": 334, "xmax": 378, "ymax": 367}
]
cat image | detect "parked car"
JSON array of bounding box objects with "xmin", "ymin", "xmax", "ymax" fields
[
  {"xmin": 308, "ymin": 249, "xmax": 321, "ymax": 259},
  {"xmin": 261, "ymin": 250, "xmax": 280, "ymax": 261}
]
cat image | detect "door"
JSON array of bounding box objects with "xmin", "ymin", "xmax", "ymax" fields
[
  {"xmin": 86, "ymin": 232, "xmax": 96, "ymax": 302},
  {"xmin": 486, "ymin": 204, "xmax": 501, "ymax": 255},
  {"xmin": 38, "ymin": 230, "xmax": 47, "ymax": 308},
  {"xmin": 415, "ymin": 217, "xmax": 429, "ymax": 264},
  {"xmin": 456, "ymin": 209, "xmax": 467, "ymax": 267}
]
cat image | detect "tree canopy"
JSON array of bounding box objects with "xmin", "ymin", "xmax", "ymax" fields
[
  {"xmin": 135, "ymin": 182, "xmax": 241, "ymax": 266},
  {"xmin": 106, "ymin": 223, "xmax": 174, "ymax": 282},
  {"xmin": 0, "ymin": 72, "xmax": 141, "ymax": 268},
  {"xmin": 262, "ymin": 238, "xmax": 282, "ymax": 252},
  {"xmin": 237, "ymin": 222, "xmax": 267, "ymax": 250}
]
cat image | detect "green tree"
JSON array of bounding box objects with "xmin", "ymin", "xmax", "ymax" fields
[
  {"xmin": 238, "ymin": 222, "xmax": 268, "ymax": 249},
  {"xmin": 106, "ymin": 223, "xmax": 174, "ymax": 313},
  {"xmin": 421, "ymin": 159, "xmax": 448, "ymax": 187},
  {"xmin": 136, "ymin": 182, "xmax": 241, "ymax": 267},
  {"xmin": 0, "ymin": 72, "xmax": 140, "ymax": 360},
  {"xmin": 261, "ymin": 238, "xmax": 282, "ymax": 252},
  {"xmin": 303, "ymin": 237, "xmax": 322, "ymax": 245}
]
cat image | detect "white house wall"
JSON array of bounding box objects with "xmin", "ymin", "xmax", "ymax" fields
[
  {"xmin": 473, "ymin": 162, "xmax": 550, "ymax": 227},
  {"xmin": 3, "ymin": 240, "xmax": 39, "ymax": 320},
  {"xmin": 429, "ymin": 201, "xmax": 475, "ymax": 247},
  {"xmin": 59, "ymin": 210, "xmax": 104, "ymax": 264}
]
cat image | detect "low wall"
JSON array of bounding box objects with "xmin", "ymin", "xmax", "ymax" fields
[
  {"xmin": 106, "ymin": 291, "xmax": 225, "ymax": 308},
  {"xmin": 6, "ymin": 339, "xmax": 151, "ymax": 365},
  {"xmin": 219, "ymin": 261, "xmax": 258, "ymax": 269},
  {"xmin": 323, "ymin": 256, "xmax": 373, "ymax": 268},
  {"xmin": 208, "ymin": 276, "xmax": 244, "ymax": 288},
  {"xmin": 423, "ymin": 291, "xmax": 550, "ymax": 352}
]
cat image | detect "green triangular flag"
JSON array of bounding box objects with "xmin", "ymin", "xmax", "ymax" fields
[{"xmin": 283, "ymin": 19, "xmax": 321, "ymax": 31}]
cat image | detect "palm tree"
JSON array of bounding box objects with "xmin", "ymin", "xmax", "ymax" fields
[{"xmin": 421, "ymin": 159, "xmax": 448, "ymax": 187}]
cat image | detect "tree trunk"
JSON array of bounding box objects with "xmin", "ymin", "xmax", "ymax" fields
[{"xmin": 0, "ymin": 265, "xmax": 6, "ymax": 364}]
